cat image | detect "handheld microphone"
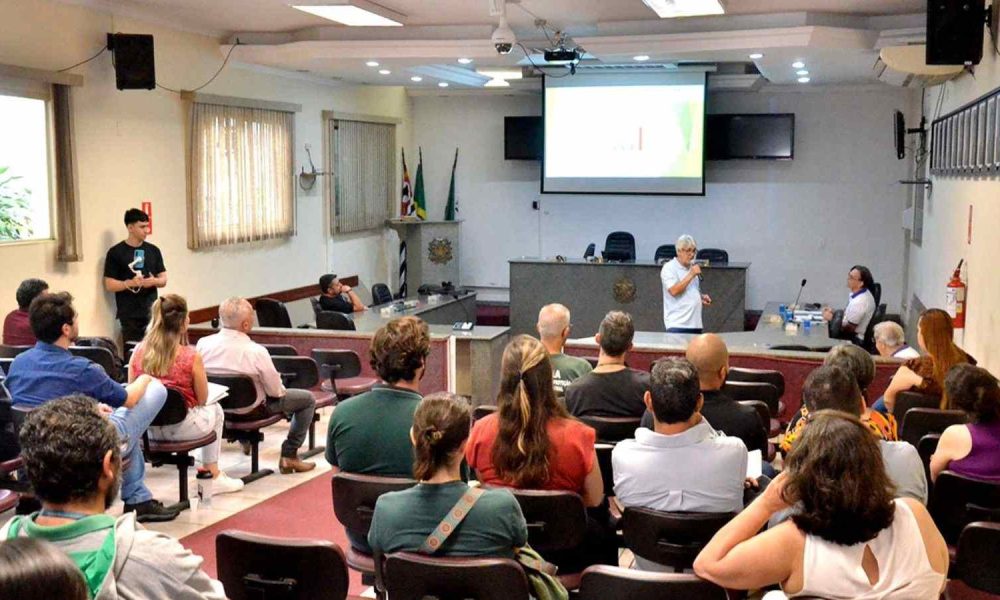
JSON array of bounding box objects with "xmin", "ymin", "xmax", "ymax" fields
[{"xmin": 791, "ymin": 278, "xmax": 807, "ymax": 311}]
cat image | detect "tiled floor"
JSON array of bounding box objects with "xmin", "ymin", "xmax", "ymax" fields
[{"xmin": 1, "ymin": 406, "xmax": 336, "ymax": 538}]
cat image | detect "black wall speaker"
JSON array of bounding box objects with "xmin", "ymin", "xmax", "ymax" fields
[
  {"xmin": 926, "ymin": 1, "xmax": 986, "ymax": 65},
  {"xmin": 107, "ymin": 33, "xmax": 155, "ymax": 90}
]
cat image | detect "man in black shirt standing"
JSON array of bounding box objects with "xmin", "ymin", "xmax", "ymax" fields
[
  {"xmin": 318, "ymin": 273, "xmax": 365, "ymax": 313},
  {"xmin": 103, "ymin": 209, "xmax": 167, "ymax": 343}
]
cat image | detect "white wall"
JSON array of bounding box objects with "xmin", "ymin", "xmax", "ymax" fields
[
  {"xmin": 411, "ymin": 86, "xmax": 915, "ymax": 313},
  {"xmin": 914, "ymin": 29, "xmax": 1000, "ymax": 373},
  {"xmin": 0, "ymin": 0, "xmax": 410, "ymax": 337}
]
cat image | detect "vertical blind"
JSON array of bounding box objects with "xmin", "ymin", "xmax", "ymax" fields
[
  {"xmin": 329, "ymin": 118, "xmax": 395, "ymax": 233},
  {"xmin": 188, "ymin": 103, "xmax": 295, "ymax": 249}
]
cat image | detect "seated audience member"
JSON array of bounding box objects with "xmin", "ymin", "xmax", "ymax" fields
[
  {"xmin": 782, "ymin": 367, "xmax": 926, "ymax": 504},
  {"xmin": 2, "ymin": 278, "xmax": 47, "ymax": 346},
  {"xmin": 318, "ymin": 273, "xmax": 366, "ymax": 313},
  {"xmin": 0, "ymin": 396, "xmax": 225, "ymax": 599},
  {"xmin": 5, "ymin": 292, "xmax": 177, "ymax": 522},
  {"xmin": 694, "ymin": 411, "xmax": 948, "ymax": 599},
  {"xmin": 536, "ymin": 303, "xmax": 592, "ymax": 396},
  {"xmin": 640, "ymin": 334, "xmax": 767, "ymax": 455},
  {"xmin": 822, "ymin": 265, "xmax": 877, "ymax": 344},
  {"xmin": 0, "ymin": 538, "xmax": 88, "ymax": 600},
  {"xmin": 825, "ymin": 344, "xmax": 897, "ymax": 441},
  {"xmin": 878, "ymin": 308, "xmax": 973, "ymax": 414},
  {"xmin": 129, "ymin": 294, "xmax": 243, "ymax": 495},
  {"xmin": 467, "ymin": 335, "xmax": 615, "ymax": 568},
  {"xmin": 565, "ymin": 311, "xmax": 649, "ymax": 418},
  {"xmin": 931, "ymin": 364, "xmax": 1000, "ymax": 482},
  {"xmin": 874, "ymin": 321, "xmax": 920, "ymax": 359},
  {"xmin": 197, "ymin": 297, "xmax": 316, "ymax": 474},
  {"xmin": 369, "ymin": 392, "xmax": 527, "ymax": 558},
  {"xmin": 616, "ymin": 357, "xmax": 748, "ymax": 571}
]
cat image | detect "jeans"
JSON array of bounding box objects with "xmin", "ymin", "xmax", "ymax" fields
[
  {"xmin": 871, "ymin": 396, "xmax": 889, "ymax": 415},
  {"xmin": 266, "ymin": 389, "xmax": 315, "ymax": 458},
  {"xmin": 108, "ymin": 379, "xmax": 167, "ymax": 505},
  {"xmin": 149, "ymin": 403, "xmax": 224, "ymax": 466},
  {"xmin": 666, "ymin": 327, "xmax": 703, "ymax": 334}
]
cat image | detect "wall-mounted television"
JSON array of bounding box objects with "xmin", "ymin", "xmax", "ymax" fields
[
  {"xmin": 706, "ymin": 113, "xmax": 795, "ymax": 160},
  {"xmin": 504, "ymin": 116, "xmax": 543, "ymax": 160}
]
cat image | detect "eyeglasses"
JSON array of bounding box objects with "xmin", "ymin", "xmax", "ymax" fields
[{"xmin": 679, "ymin": 248, "xmax": 697, "ymax": 254}]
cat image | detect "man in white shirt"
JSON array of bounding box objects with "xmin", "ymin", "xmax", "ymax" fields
[
  {"xmin": 613, "ymin": 357, "xmax": 747, "ymax": 570},
  {"xmin": 661, "ymin": 234, "xmax": 712, "ymax": 333},
  {"xmin": 874, "ymin": 321, "xmax": 920, "ymax": 359},
  {"xmin": 822, "ymin": 265, "xmax": 876, "ymax": 344},
  {"xmin": 197, "ymin": 297, "xmax": 317, "ymax": 474}
]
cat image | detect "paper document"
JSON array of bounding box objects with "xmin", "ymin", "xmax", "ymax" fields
[
  {"xmin": 793, "ymin": 310, "xmax": 825, "ymax": 321},
  {"xmin": 206, "ymin": 382, "xmax": 229, "ymax": 405},
  {"xmin": 746, "ymin": 449, "xmax": 763, "ymax": 479}
]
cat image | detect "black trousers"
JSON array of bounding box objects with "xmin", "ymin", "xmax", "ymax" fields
[{"xmin": 119, "ymin": 318, "xmax": 149, "ymax": 344}]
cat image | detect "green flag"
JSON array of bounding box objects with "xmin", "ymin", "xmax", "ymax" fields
[
  {"xmin": 444, "ymin": 148, "xmax": 458, "ymax": 221},
  {"xmin": 413, "ymin": 147, "xmax": 427, "ymax": 220}
]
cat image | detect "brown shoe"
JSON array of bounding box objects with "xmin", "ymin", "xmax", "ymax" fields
[{"xmin": 279, "ymin": 456, "xmax": 316, "ymax": 474}]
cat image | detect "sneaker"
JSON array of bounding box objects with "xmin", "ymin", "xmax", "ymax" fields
[
  {"xmin": 213, "ymin": 473, "xmax": 245, "ymax": 495},
  {"xmin": 123, "ymin": 499, "xmax": 181, "ymax": 523},
  {"xmin": 279, "ymin": 456, "xmax": 316, "ymax": 474}
]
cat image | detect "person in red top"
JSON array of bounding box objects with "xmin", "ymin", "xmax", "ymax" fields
[
  {"xmin": 128, "ymin": 294, "xmax": 243, "ymax": 495},
  {"xmin": 466, "ymin": 334, "xmax": 616, "ymax": 570},
  {"xmin": 2, "ymin": 279, "xmax": 48, "ymax": 346}
]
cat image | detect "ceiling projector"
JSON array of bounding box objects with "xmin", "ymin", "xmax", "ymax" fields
[{"xmin": 543, "ymin": 48, "xmax": 580, "ymax": 64}]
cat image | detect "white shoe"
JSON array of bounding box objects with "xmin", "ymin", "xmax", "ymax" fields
[{"xmin": 213, "ymin": 473, "xmax": 245, "ymax": 495}]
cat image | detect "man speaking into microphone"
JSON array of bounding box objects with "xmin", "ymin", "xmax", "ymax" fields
[{"xmin": 661, "ymin": 234, "xmax": 712, "ymax": 333}]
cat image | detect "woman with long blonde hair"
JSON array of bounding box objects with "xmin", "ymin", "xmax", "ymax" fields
[
  {"xmin": 129, "ymin": 294, "xmax": 243, "ymax": 494},
  {"xmin": 881, "ymin": 308, "xmax": 973, "ymax": 413}
]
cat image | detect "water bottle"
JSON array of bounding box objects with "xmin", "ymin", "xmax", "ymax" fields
[
  {"xmin": 197, "ymin": 471, "xmax": 214, "ymax": 507},
  {"xmin": 778, "ymin": 304, "xmax": 788, "ymax": 322}
]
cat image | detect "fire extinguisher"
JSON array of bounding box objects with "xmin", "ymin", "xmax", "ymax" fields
[{"xmin": 946, "ymin": 259, "xmax": 966, "ymax": 329}]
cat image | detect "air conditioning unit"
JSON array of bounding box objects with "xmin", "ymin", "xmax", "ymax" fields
[{"xmin": 875, "ymin": 45, "xmax": 964, "ymax": 87}]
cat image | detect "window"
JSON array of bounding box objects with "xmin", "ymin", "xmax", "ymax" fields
[
  {"xmin": 326, "ymin": 115, "xmax": 396, "ymax": 233},
  {"xmin": 0, "ymin": 90, "xmax": 53, "ymax": 242},
  {"xmin": 188, "ymin": 101, "xmax": 296, "ymax": 249}
]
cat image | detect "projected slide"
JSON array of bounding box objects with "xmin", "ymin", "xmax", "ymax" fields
[{"xmin": 543, "ymin": 72, "xmax": 706, "ymax": 195}]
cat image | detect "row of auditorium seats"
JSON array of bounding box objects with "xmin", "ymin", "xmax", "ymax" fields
[{"xmin": 583, "ymin": 232, "xmax": 730, "ymax": 264}]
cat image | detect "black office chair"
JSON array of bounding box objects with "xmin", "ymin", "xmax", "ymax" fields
[
  {"xmin": 583, "ymin": 243, "xmax": 596, "ymax": 259},
  {"xmin": 696, "ymin": 248, "xmax": 728, "ymax": 263},
  {"xmin": 871, "ymin": 282, "xmax": 883, "ymax": 307},
  {"xmin": 0, "ymin": 345, "xmax": 31, "ymax": 359},
  {"xmin": 377, "ymin": 552, "xmax": 531, "ymax": 600},
  {"xmin": 143, "ymin": 388, "xmax": 216, "ymax": 510},
  {"xmin": 578, "ymin": 565, "xmax": 728, "ymax": 600},
  {"xmin": 316, "ymin": 312, "xmax": 356, "ymax": 331},
  {"xmin": 270, "ymin": 355, "xmax": 334, "ymax": 459},
  {"xmin": 621, "ymin": 507, "xmax": 736, "ymax": 572},
  {"xmin": 261, "ymin": 344, "xmax": 298, "ymax": 357},
  {"xmin": 69, "ymin": 345, "xmax": 123, "ymax": 382},
  {"xmin": 862, "ymin": 303, "xmax": 887, "ymax": 353},
  {"xmin": 254, "ymin": 298, "xmax": 293, "ymax": 328},
  {"xmin": 893, "ymin": 391, "xmax": 942, "ymax": 420},
  {"xmin": 371, "ymin": 283, "xmax": 393, "ymax": 305},
  {"xmin": 208, "ymin": 374, "xmax": 280, "ymax": 485},
  {"xmin": 947, "ymin": 522, "xmax": 1000, "ymax": 596},
  {"xmin": 899, "ymin": 408, "xmax": 967, "ymax": 448},
  {"xmin": 310, "ymin": 349, "xmax": 377, "ymax": 399},
  {"xmin": 602, "ymin": 231, "xmax": 636, "ymax": 262},
  {"xmin": 928, "ymin": 470, "xmax": 1000, "ymax": 545},
  {"xmin": 654, "ymin": 244, "xmax": 677, "ymax": 263},
  {"xmin": 577, "ymin": 416, "xmax": 641, "ymax": 443}
]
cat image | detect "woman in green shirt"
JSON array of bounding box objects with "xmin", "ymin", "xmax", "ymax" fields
[{"xmin": 369, "ymin": 392, "xmax": 528, "ymax": 558}]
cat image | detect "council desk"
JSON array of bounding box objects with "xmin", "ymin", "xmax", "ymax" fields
[{"xmin": 509, "ymin": 258, "xmax": 749, "ymax": 336}]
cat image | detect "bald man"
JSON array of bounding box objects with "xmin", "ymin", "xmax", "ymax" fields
[
  {"xmin": 537, "ymin": 303, "xmax": 592, "ymax": 396},
  {"xmin": 641, "ymin": 334, "xmax": 767, "ymax": 454}
]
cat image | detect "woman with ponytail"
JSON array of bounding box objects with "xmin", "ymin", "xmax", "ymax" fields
[
  {"xmin": 129, "ymin": 294, "xmax": 243, "ymax": 494},
  {"xmin": 369, "ymin": 392, "xmax": 527, "ymax": 557}
]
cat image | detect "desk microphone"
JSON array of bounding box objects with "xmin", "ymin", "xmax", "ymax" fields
[{"xmin": 791, "ymin": 278, "xmax": 807, "ymax": 310}]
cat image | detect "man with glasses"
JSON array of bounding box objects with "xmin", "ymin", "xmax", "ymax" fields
[
  {"xmin": 661, "ymin": 234, "xmax": 712, "ymax": 333},
  {"xmin": 822, "ymin": 265, "xmax": 876, "ymax": 345}
]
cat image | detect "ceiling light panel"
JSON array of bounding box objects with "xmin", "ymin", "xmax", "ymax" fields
[
  {"xmin": 476, "ymin": 68, "xmax": 522, "ymax": 80},
  {"xmin": 641, "ymin": 0, "xmax": 725, "ymax": 18},
  {"xmin": 291, "ymin": 1, "xmax": 405, "ymax": 26}
]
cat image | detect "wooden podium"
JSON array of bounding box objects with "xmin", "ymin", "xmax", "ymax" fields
[{"xmin": 387, "ymin": 219, "xmax": 462, "ymax": 297}]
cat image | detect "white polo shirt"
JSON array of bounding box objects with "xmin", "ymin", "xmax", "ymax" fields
[
  {"xmin": 843, "ymin": 288, "xmax": 876, "ymax": 341},
  {"xmin": 661, "ymin": 258, "xmax": 702, "ymax": 330}
]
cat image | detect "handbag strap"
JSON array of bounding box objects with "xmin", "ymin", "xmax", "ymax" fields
[{"xmin": 418, "ymin": 486, "xmax": 485, "ymax": 554}]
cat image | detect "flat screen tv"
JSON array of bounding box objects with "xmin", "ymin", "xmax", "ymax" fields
[
  {"xmin": 706, "ymin": 113, "xmax": 794, "ymax": 160},
  {"xmin": 504, "ymin": 116, "xmax": 543, "ymax": 160}
]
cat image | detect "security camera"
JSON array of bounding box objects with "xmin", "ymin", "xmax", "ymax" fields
[{"xmin": 492, "ymin": 18, "xmax": 515, "ymax": 54}]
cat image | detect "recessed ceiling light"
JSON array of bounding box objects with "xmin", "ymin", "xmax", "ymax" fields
[
  {"xmin": 792, "ymin": 61, "xmax": 805, "ymax": 69},
  {"xmin": 365, "ymin": 61, "xmax": 379, "ymax": 67},
  {"xmin": 640, "ymin": 0, "xmax": 725, "ymax": 18},
  {"xmin": 796, "ymin": 69, "xmax": 809, "ymax": 76},
  {"xmin": 378, "ymin": 69, "xmax": 391, "ymax": 75},
  {"xmin": 749, "ymin": 53, "xmax": 763, "ymax": 59},
  {"xmin": 438, "ymin": 82, "xmax": 449, "ymax": 87},
  {"xmin": 476, "ymin": 68, "xmax": 522, "ymax": 80},
  {"xmin": 291, "ymin": 1, "xmax": 405, "ymax": 26},
  {"xmin": 410, "ymin": 76, "xmax": 423, "ymax": 82},
  {"xmin": 633, "ymin": 55, "xmax": 650, "ymax": 62},
  {"xmin": 797, "ymin": 76, "xmax": 810, "ymax": 83},
  {"xmin": 484, "ymin": 78, "xmax": 511, "ymax": 88},
  {"xmin": 457, "ymin": 58, "xmax": 473, "ymax": 64}
]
